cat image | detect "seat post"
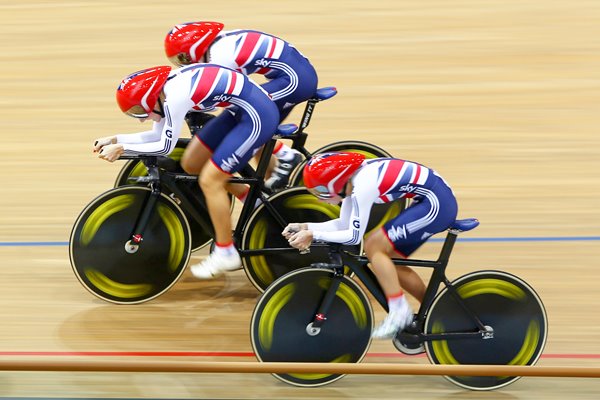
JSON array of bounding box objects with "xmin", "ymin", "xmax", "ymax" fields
[
  {"xmin": 298, "ymin": 99, "xmax": 318, "ymax": 132},
  {"xmin": 436, "ymin": 230, "xmax": 459, "ymax": 265}
]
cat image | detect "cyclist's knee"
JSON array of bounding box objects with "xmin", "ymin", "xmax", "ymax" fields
[
  {"xmin": 199, "ymin": 163, "xmax": 229, "ymax": 191},
  {"xmin": 181, "ymin": 138, "xmax": 211, "ymax": 175},
  {"xmin": 180, "ymin": 156, "xmax": 200, "ymax": 175},
  {"xmin": 364, "ymin": 231, "xmax": 390, "ymax": 258}
]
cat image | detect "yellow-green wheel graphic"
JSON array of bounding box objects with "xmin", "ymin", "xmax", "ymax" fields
[
  {"xmin": 424, "ymin": 270, "xmax": 547, "ymax": 390},
  {"xmin": 251, "ymin": 268, "xmax": 373, "ymax": 387},
  {"xmin": 69, "ymin": 186, "xmax": 191, "ymax": 304},
  {"xmin": 113, "ymin": 138, "xmax": 214, "ymax": 252}
]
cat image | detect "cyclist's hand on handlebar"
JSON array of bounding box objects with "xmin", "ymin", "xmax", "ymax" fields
[
  {"xmin": 288, "ymin": 229, "xmax": 313, "ymax": 251},
  {"xmin": 282, "ymin": 223, "xmax": 308, "ymax": 240},
  {"xmin": 93, "ymin": 136, "xmax": 117, "ymax": 153},
  {"xmin": 98, "ymin": 143, "xmax": 124, "ymax": 163}
]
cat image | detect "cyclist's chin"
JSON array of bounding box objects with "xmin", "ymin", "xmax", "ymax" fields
[{"xmin": 323, "ymin": 195, "xmax": 342, "ymax": 205}]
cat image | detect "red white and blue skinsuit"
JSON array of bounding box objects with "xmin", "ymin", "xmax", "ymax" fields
[
  {"xmin": 116, "ymin": 64, "xmax": 279, "ymax": 174},
  {"xmin": 307, "ymin": 158, "xmax": 459, "ymax": 256},
  {"xmin": 209, "ymin": 29, "xmax": 318, "ymax": 118},
  {"xmin": 195, "ymin": 29, "xmax": 318, "ymax": 157}
]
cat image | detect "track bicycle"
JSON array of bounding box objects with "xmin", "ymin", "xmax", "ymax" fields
[
  {"xmin": 112, "ymin": 87, "xmax": 397, "ymax": 252},
  {"xmin": 250, "ymin": 218, "xmax": 548, "ymax": 390},
  {"xmin": 69, "ymin": 125, "xmax": 401, "ymax": 304}
]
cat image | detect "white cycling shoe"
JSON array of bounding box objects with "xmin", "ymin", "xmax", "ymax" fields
[
  {"xmin": 190, "ymin": 252, "xmax": 242, "ymax": 279},
  {"xmin": 371, "ymin": 301, "xmax": 414, "ymax": 340}
]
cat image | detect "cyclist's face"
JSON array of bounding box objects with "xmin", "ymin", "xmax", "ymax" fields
[{"xmin": 140, "ymin": 112, "xmax": 162, "ymax": 123}]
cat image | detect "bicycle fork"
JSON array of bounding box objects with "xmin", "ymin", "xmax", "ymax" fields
[
  {"xmin": 306, "ymin": 247, "xmax": 345, "ymax": 336},
  {"xmin": 124, "ymin": 161, "xmax": 162, "ymax": 254}
]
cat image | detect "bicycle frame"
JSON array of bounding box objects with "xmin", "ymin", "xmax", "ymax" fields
[
  {"xmin": 120, "ymin": 137, "xmax": 294, "ymax": 251},
  {"xmin": 308, "ymin": 229, "xmax": 491, "ymax": 343}
]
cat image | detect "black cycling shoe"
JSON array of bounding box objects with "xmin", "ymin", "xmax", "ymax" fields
[{"xmin": 264, "ymin": 152, "xmax": 303, "ymax": 192}]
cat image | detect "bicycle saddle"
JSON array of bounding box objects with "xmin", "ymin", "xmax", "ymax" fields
[
  {"xmin": 314, "ymin": 87, "xmax": 338, "ymax": 101},
  {"xmin": 275, "ymin": 123, "xmax": 299, "ymax": 137},
  {"xmin": 450, "ymin": 218, "xmax": 479, "ymax": 232}
]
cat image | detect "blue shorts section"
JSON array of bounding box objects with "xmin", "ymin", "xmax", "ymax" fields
[
  {"xmin": 383, "ymin": 181, "xmax": 458, "ymax": 257},
  {"xmin": 197, "ymin": 84, "xmax": 279, "ymax": 174},
  {"xmin": 261, "ymin": 48, "xmax": 318, "ymax": 121}
]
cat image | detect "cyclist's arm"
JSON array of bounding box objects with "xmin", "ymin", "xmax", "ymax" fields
[
  {"xmin": 119, "ymin": 98, "xmax": 190, "ymax": 156},
  {"xmin": 306, "ymin": 197, "xmax": 352, "ymax": 232},
  {"xmin": 309, "ymin": 189, "xmax": 377, "ymax": 246},
  {"xmin": 116, "ymin": 128, "xmax": 161, "ymax": 144}
]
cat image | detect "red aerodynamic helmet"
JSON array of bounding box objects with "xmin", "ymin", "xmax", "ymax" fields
[
  {"xmin": 303, "ymin": 152, "xmax": 366, "ymax": 199},
  {"xmin": 116, "ymin": 66, "xmax": 172, "ymax": 118},
  {"xmin": 164, "ymin": 21, "xmax": 224, "ymax": 66}
]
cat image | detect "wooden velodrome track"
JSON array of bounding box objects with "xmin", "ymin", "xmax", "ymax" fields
[{"xmin": 1, "ymin": 0, "xmax": 599, "ymax": 398}]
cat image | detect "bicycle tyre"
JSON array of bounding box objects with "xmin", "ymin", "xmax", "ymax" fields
[
  {"xmin": 424, "ymin": 270, "xmax": 548, "ymax": 390},
  {"xmin": 240, "ymin": 187, "xmax": 360, "ymax": 292},
  {"xmin": 288, "ymin": 140, "xmax": 392, "ymax": 188},
  {"xmin": 251, "ymin": 267, "xmax": 373, "ymax": 387},
  {"xmin": 69, "ymin": 186, "xmax": 192, "ymax": 304}
]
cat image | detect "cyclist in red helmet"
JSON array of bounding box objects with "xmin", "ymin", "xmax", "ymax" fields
[
  {"xmin": 93, "ymin": 64, "xmax": 279, "ymax": 279},
  {"xmin": 283, "ymin": 152, "xmax": 458, "ymax": 340},
  {"xmin": 164, "ymin": 21, "xmax": 318, "ymax": 192}
]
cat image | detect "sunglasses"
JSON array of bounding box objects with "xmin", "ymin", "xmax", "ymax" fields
[
  {"xmin": 307, "ymin": 185, "xmax": 334, "ymax": 200},
  {"xmin": 125, "ymin": 102, "xmax": 165, "ymax": 119},
  {"xmin": 168, "ymin": 53, "xmax": 193, "ymax": 67},
  {"xmin": 125, "ymin": 105, "xmax": 149, "ymax": 119}
]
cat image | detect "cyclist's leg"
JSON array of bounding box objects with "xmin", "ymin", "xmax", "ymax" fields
[
  {"xmin": 382, "ymin": 188, "xmax": 458, "ymax": 298},
  {"xmin": 369, "ymin": 191, "xmax": 457, "ymax": 339},
  {"xmin": 265, "ymin": 49, "xmax": 318, "ymax": 110},
  {"xmin": 192, "ymin": 91, "xmax": 279, "ymax": 279},
  {"xmin": 262, "ymin": 57, "xmax": 318, "ymax": 190},
  {"xmin": 181, "ymin": 137, "xmax": 211, "ymax": 176},
  {"xmin": 258, "ymin": 76, "xmax": 302, "ymax": 190},
  {"xmin": 181, "ymin": 111, "xmax": 259, "ymax": 203},
  {"xmin": 364, "ymin": 226, "xmax": 416, "ymax": 339},
  {"xmin": 251, "ymin": 145, "xmax": 278, "ymax": 180},
  {"xmin": 181, "ymin": 111, "xmax": 237, "ymax": 175},
  {"xmin": 364, "ymin": 229, "xmax": 426, "ymax": 303}
]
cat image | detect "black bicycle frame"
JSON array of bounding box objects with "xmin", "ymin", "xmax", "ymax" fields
[
  {"xmin": 121, "ymin": 136, "xmax": 303, "ymax": 257},
  {"xmin": 309, "ymin": 230, "xmax": 490, "ymax": 342}
]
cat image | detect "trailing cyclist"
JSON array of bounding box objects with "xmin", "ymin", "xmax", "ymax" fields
[
  {"xmin": 164, "ymin": 21, "xmax": 319, "ymax": 191},
  {"xmin": 283, "ymin": 152, "xmax": 458, "ymax": 340}
]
